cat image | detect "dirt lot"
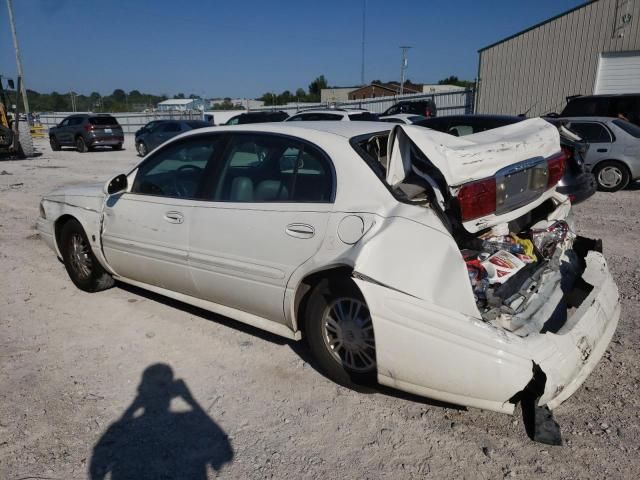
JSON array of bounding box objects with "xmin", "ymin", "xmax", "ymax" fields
[{"xmin": 1, "ymin": 136, "xmax": 639, "ymax": 479}]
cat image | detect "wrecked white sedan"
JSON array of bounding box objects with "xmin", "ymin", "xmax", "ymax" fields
[{"xmin": 37, "ymin": 120, "xmax": 619, "ymax": 430}]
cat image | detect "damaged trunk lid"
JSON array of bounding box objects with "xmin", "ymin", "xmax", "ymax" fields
[{"xmin": 386, "ymin": 118, "xmax": 567, "ymax": 233}]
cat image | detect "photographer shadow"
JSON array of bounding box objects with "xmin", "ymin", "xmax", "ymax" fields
[{"xmin": 90, "ymin": 363, "xmax": 233, "ymax": 479}]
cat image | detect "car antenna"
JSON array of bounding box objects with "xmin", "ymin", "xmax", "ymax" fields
[{"xmin": 519, "ymin": 101, "xmax": 537, "ymax": 117}]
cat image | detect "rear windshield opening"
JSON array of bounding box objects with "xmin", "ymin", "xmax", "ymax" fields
[
  {"xmin": 348, "ymin": 112, "xmax": 379, "ymax": 121},
  {"xmin": 89, "ymin": 116, "xmax": 119, "ymax": 126}
]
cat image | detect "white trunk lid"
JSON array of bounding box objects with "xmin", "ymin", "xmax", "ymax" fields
[{"xmin": 386, "ymin": 118, "xmax": 562, "ymax": 232}]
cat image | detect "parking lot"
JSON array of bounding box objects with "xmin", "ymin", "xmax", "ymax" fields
[{"xmin": 1, "ymin": 136, "xmax": 639, "ymax": 479}]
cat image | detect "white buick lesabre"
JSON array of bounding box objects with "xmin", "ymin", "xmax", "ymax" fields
[{"xmin": 37, "ymin": 120, "xmax": 619, "ymax": 439}]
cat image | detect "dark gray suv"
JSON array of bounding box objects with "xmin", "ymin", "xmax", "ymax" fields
[{"xmin": 49, "ymin": 114, "xmax": 124, "ymax": 153}]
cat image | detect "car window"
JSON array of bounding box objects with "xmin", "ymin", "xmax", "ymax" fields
[
  {"xmin": 348, "ymin": 112, "xmax": 377, "ymax": 121},
  {"xmin": 59, "ymin": 118, "xmax": 70, "ymax": 127},
  {"xmin": 68, "ymin": 117, "xmax": 84, "ymax": 126},
  {"xmin": 211, "ymin": 134, "xmax": 333, "ymax": 203},
  {"xmin": 408, "ymin": 115, "xmax": 427, "ymax": 123},
  {"xmin": 226, "ymin": 116, "xmax": 240, "ymax": 125},
  {"xmin": 612, "ymin": 119, "xmax": 640, "ymax": 138},
  {"xmin": 379, "ymin": 118, "xmax": 404, "ymax": 124},
  {"xmin": 131, "ymin": 136, "xmax": 219, "ymax": 199},
  {"xmin": 562, "ymin": 97, "xmax": 608, "ymax": 116},
  {"xmin": 159, "ymin": 122, "xmax": 182, "ymax": 133},
  {"xmin": 447, "ymin": 124, "xmax": 474, "ymax": 136},
  {"xmin": 89, "ymin": 116, "xmax": 119, "ymax": 126},
  {"xmin": 567, "ymin": 122, "xmax": 612, "ymax": 143}
]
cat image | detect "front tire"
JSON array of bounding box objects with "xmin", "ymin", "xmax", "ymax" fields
[
  {"xmin": 137, "ymin": 141, "xmax": 148, "ymax": 157},
  {"xmin": 60, "ymin": 219, "xmax": 114, "ymax": 292},
  {"xmin": 593, "ymin": 160, "xmax": 630, "ymax": 192},
  {"xmin": 76, "ymin": 136, "xmax": 88, "ymax": 153},
  {"xmin": 304, "ymin": 277, "xmax": 377, "ymax": 387}
]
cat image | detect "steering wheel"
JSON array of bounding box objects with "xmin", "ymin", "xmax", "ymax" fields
[{"xmin": 172, "ymin": 165, "xmax": 202, "ymax": 197}]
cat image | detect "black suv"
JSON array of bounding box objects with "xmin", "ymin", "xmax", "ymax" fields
[
  {"xmin": 381, "ymin": 99, "xmax": 437, "ymax": 118},
  {"xmin": 559, "ymin": 94, "xmax": 640, "ymax": 126},
  {"xmin": 49, "ymin": 114, "xmax": 124, "ymax": 152},
  {"xmin": 225, "ymin": 111, "xmax": 289, "ymax": 125}
]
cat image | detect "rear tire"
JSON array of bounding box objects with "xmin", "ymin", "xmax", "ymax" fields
[
  {"xmin": 50, "ymin": 135, "xmax": 61, "ymax": 151},
  {"xmin": 304, "ymin": 277, "xmax": 377, "ymax": 388},
  {"xmin": 112, "ymin": 144, "xmax": 123, "ymax": 151},
  {"xmin": 17, "ymin": 122, "xmax": 35, "ymax": 158},
  {"xmin": 593, "ymin": 160, "xmax": 629, "ymax": 192},
  {"xmin": 76, "ymin": 136, "xmax": 88, "ymax": 153},
  {"xmin": 60, "ymin": 219, "xmax": 114, "ymax": 292}
]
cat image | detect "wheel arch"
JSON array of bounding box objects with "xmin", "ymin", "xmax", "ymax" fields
[
  {"xmin": 291, "ymin": 264, "xmax": 359, "ymax": 336},
  {"xmin": 54, "ymin": 214, "xmax": 78, "ymax": 255},
  {"xmin": 591, "ymin": 158, "xmax": 632, "ymax": 176}
]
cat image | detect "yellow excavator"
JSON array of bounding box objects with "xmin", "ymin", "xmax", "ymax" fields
[{"xmin": 0, "ymin": 75, "xmax": 34, "ymax": 158}]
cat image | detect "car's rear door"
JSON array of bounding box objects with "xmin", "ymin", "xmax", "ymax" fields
[
  {"xmin": 565, "ymin": 121, "xmax": 615, "ymax": 171},
  {"xmin": 188, "ymin": 132, "xmax": 334, "ymax": 325},
  {"xmin": 102, "ymin": 134, "xmax": 222, "ymax": 296}
]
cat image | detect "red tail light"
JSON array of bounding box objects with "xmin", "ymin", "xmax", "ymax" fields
[
  {"xmin": 457, "ymin": 177, "xmax": 497, "ymax": 222},
  {"xmin": 84, "ymin": 124, "xmax": 95, "ymax": 132},
  {"xmin": 547, "ymin": 150, "xmax": 567, "ymax": 189}
]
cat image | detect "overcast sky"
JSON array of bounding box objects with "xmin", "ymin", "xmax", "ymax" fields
[{"xmin": 0, "ymin": 0, "xmax": 585, "ymax": 98}]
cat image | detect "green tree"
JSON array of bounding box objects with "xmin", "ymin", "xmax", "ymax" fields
[
  {"xmin": 308, "ymin": 75, "xmax": 328, "ymax": 101},
  {"xmin": 112, "ymin": 89, "xmax": 126, "ymax": 103},
  {"xmin": 438, "ymin": 76, "xmax": 475, "ymax": 88}
]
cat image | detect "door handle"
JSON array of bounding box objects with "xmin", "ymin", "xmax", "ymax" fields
[
  {"xmin": 597, "ymin": 148, "xmax": 608, "ymax": 152},
  {"xmin": 285, "ymin": 223, "xmax": 315, "ymax": 239},
  {"xmin": 164, "ymin": 211, "xmax": 184, "ymax": 224}
]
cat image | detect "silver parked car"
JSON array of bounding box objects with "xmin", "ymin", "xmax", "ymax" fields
[{"xmin": 560, "ymin": 117, "xmax": 640, "ymax": 191}]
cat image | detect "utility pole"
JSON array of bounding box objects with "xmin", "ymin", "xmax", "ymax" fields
[
  {"xmin": 360, "ymin": 0, "xmax": 366, "ymax": 86},
  {"xmin": 399, "ymin": 46, "xmax": 412, "ymax": 96},
  {"xmin": 6, "ymin": 0, "xmax": 30, "ymax": 116}
]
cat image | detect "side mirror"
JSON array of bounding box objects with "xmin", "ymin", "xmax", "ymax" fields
[{"xmin": 105, "ymin": 173, "xmax": 128, "ymax": 195}]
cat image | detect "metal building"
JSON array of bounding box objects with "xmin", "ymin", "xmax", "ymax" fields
[{"xmin": 476, "ymin": 0, "xmax": 640, "ymax": 116}]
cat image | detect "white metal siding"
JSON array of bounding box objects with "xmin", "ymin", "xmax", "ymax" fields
[{"xmin": 594, "ymin": 52, "xmax": 640, "ymax": 93}]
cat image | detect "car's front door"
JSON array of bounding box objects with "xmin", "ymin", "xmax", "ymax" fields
[
  {"xmin": 56, "ymin": 117, "xmax": 73, "ymax": 144},
  {"xmin": 188, "ymin": 132, "xmax": 335, "ymax": 324},
  {"xmin": 102, "ymin": 134, "xmax": 221, "ymax": 296},
  {"xmin": 566, "ymin": 121, "xmax": 615, "ymax": 171}
]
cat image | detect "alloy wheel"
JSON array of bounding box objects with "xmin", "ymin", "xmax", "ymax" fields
[
  {"xmin": 322, "ymin": 297, "xmax": 376, "ymax": 372},
  {"xmin": 69, "ymin": 232, "xmax": 92, "ymax": 279}
]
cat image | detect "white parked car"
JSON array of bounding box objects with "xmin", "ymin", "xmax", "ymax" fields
[
  {"xmin": 378, "ymin": 113, "xmax": 428, "ymax": 125},
  {"xmin": 286, "ymin": 108, "xmax": 378, "ymax": 122},
  {"xmin": 37, "ymin": 120, "xmax": 619, "ymax": 436}
]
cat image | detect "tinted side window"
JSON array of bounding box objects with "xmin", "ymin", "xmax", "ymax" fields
[
  {"xmin": 562, "ymin": 98, "xmax": 608, "ymax": 116},
  {"xmin": 70, "ymin": 117, "xmax": 84, "ymax": 126},
  {"xmin": 160, "ymin": 122, "xmax": 182, "ymax": 133},
  {"xmin": 567, "ymin": 122, "xmax": 612, "ymax": 143},
  {"xmin": 132, "ymin": 136, "xmax": 219, "ymax": 198},
  {"xmin": 612, "ymin": 119, "xmax": 640, "ymax": 138},
  {"xmin": 212, "ymin": 134, "xmax": 333, "ymax": 203}
]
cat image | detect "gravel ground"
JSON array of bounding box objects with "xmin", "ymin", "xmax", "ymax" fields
[{"xmin": 1, "ymin": 137, "xmax": 639, "ymax": 479}]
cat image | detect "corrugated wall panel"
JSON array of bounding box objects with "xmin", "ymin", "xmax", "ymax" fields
[{"xmin": 477, "ymin": 0, "xmax": 640, "ymax": 116}]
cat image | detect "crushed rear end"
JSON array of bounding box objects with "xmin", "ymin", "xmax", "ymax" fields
[{"xmin": 351, "ymin": 119, "xmax": 620, "ymax": 419}]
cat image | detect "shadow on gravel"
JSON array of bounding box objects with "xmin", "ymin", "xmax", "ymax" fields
[
  {"xmin": 90, "ymin": 363, "xmax": 233, "ymax": 479},
  {"xmin": 118, "ymin": 282, "xmax": 464, "ymax": 412},
  {"xmin": 626, "ymin": 180, "xmax": 640, "ymax": 191},
  {"xmin": 117, "ymin": 282, "xmax": 289, "ymax": 345}
]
